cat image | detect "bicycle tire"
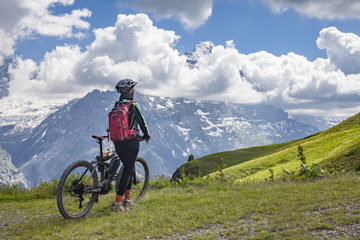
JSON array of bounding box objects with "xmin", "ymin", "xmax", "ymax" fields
[
  {"xmin": 116, "ymin": 157, "xmax": 150, "ymax": 201},
  {"xmin": 56, "ymin": 160, "xmax": 99, "ymax": 219}
]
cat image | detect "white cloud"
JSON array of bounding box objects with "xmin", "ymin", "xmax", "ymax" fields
[
  {"xmin": 317, "ymin": 27, "xmax": 360, "ymax": 75},
  {"xmin": 236, "ymin": 52, "xmax": 342, "ymax": 104},
  {"xmin": 3, "ymin": 14, "xmax": 360, "ymax": 122},
  {"xmin": 264, "ymin": 0, "xmax": 360, "ymax": 20},
  {"xmin": 0, "ymin": 0, "xmax": 91, "ymax": 64},
  {"xmin": 117, "ymin": 0, "xmax": 213, "ymax": 30},
  {"xmin": 5, "ymin": 14, "xmax": 185, "ymax": 101}
]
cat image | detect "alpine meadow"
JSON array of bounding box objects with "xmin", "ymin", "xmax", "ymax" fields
[
  {"xmin": 1, "ymin": 112, "xmax": 359, "ymax": 239},
  {"xmin": 1, "ymin": 0, "xmax": 360, "ymax": 239}
]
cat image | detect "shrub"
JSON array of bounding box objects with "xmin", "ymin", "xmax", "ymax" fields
[{"xmin": 283, "ymin": 145, "xmax": 328, "ymax": 180}]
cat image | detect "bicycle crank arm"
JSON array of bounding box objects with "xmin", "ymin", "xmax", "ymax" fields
[{"xmin": 85, "ymin": 187, "xmax": 102, "ymax": 194}]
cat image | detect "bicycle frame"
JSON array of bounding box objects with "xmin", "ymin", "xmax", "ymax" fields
[
  {"xmin": 91, "ymin": 134, "xmax": 142, "ymax": 187},
  {"xmin": 56, "ymin": 133, "xmax": 150, "ymax": 219}
]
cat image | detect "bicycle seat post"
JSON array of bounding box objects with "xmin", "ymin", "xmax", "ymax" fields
[
  {"xmin": 92, "ymin": 135, "xmax": 105, "ymax": 159},
  {"xmin": 99, "ymin": 139, "xmax": 103, "ymax": 159}
]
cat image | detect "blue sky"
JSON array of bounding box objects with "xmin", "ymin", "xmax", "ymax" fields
[
  {"xmin": 1, "ymin": 0, "xmax": 360, "ymax": 121},
  {"xmin": 13, "ymin": 0, "xmax": 360, "ymax": 62}
]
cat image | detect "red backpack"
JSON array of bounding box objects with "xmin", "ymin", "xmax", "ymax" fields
[{"xmin": 108, "ymin": 101, "xmax": 137, "ymax": 141}]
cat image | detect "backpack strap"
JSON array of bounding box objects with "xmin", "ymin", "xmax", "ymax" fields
[
  {"xmin": 127, "ymin": 101, "xmax": 136, "ymax": 128},
  {"xmin": 113, "ymin": 101, "xmax": 120, "ymax": 108},
  {"xmin": 125, "ymin": 100, "xmax": 135, "ymax": 107},
  {"xmin": 114, "ymin": 100, "xmax": 134, "ymax": 108}
]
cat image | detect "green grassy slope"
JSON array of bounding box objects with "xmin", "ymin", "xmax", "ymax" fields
[
  {"xmin": 2, "ymin": 114, "xmax": 360, "ymax": 239},
  {"xmin": 173, "ymin": 112, "xmax": 360, "ymax": 181},
  {"xmin": 1, "ymin": 174, "xmax": 360, "ymax": 239},
  {"xmin": 172, "ymin": 139, "xmax": 301, "ymax": 179}
]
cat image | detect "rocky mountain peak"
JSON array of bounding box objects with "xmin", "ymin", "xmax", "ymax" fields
[
  {"xmin": 0, "ymin": 145, "xmax": 28, "ymax": 188},
  {"xmin": 185, "ymin": 41, "xmax": 214, "ymax": 67}
]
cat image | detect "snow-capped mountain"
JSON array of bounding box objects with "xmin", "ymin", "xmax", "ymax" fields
[
  {"xmin": 0, "ymin": 59, "xmax": 65, "ymax": 132},
  {"xmin": 0, "ymin": 145, "xmax": 28, "ymax": 188},
  {"xmin": 0, "ymin": 51, "xmax": 340, "ymax": 187},
  {"xmin": 2, "ymin": 89, "xmax": 321, "ymax": 186},
  {"xmin": 185, "ymin": 41, "xmax": 214, "ymax": 67},
  {"xmin": 289, "ymin": 114, "xmax": 345, "ymax": 132}
]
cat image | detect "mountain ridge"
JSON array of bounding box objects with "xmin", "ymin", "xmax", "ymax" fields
[{"xmin": 1, "ymin": 89, "xmax": 321, "ymax": 186}]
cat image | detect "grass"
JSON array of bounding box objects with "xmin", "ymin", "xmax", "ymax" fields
[
  {"xmin": 1, "ymin": 173, "xmax": 360, "ymax": 239},
  {"xmin": 172, "ymin": 140, "xmax": 300, "ymax": 179},
  {"xmin": 2, "ymin": 112, "xmax": 360, "ymax": 239},
  {"xmin": 221, "ymin": 124, "xmax": 360, "ymax": 182},
  {"xmin": 0, "ymin": 180, "xmax": 58, "ymax": 202},
  {"xmin": 174, "ymin": 112, "xmax": 360, "ymax": 182}
]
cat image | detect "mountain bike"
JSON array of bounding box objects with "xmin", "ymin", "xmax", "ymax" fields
[{"xmin": 56, "ymin": 134, "xmax": 150, "ymax": 219}]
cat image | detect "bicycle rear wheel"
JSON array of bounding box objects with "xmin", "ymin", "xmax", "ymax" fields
[
  {"xmin": 56, "ymin": 160, "xmax": 98, "ymax": 219},
  {"xmin": 116, "ymin": 157, "xmax": 150, "ymax": 201}
]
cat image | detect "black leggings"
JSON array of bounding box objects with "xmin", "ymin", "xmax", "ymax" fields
[{"xmin": 113, "ymin": 138, "xmax": 140, "ymax": 196}]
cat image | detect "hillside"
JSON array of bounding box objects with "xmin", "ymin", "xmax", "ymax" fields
[
  {"xmin": 173, "ymin": 112, "xmax": 360, "ymax": 180},
  {"xmin": 1, "ymin": 113, "xmax": 359, "ymax": 239},
  {"xmin": 1, "ymin": 174, "xmax": 360, "ymax": 239}
]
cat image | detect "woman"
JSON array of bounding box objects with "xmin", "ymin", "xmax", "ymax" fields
[{"xmin": 111, "ymin": 78, "xmax": 150, "ymax": 212}]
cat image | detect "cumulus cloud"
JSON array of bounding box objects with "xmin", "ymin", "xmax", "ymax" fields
[
  {"xmin": 264, "ymin": 0, "xmax": 360, "ymax": 20},
  {"xmin": 317, "ymin": 27, "xmax": 360, "ymax": 75},
  {"xmin": 117, "ymin": 0, "xmax": 213, "ymax": 30},
  {"xmin": 6, "ymin": 13, "xmax": 185, "ymax": 100},
  {"xmin": 3, "ymin": 14, "xmax": 360, "ymax": 121},
  {"xmin": 0, "ymin": 0, "xmax": 91, "ymax": 64}
]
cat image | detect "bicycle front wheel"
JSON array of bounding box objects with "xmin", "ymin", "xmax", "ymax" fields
[
  {"xmin": 56, "ymin": 160, "xmax": 99, "ymax": 219},
  {"xmin": 116, "ymin": 157, "xmax": 150, "ymax": 201}
]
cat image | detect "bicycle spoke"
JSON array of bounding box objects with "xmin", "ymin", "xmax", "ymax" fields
[
  {"xmin": 79, "ymin": 168, "xmax": 89, "ymax": 182},
  {"xmin": 57, "ymin": 161, "xmax": 98, "ymax": 219}
]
